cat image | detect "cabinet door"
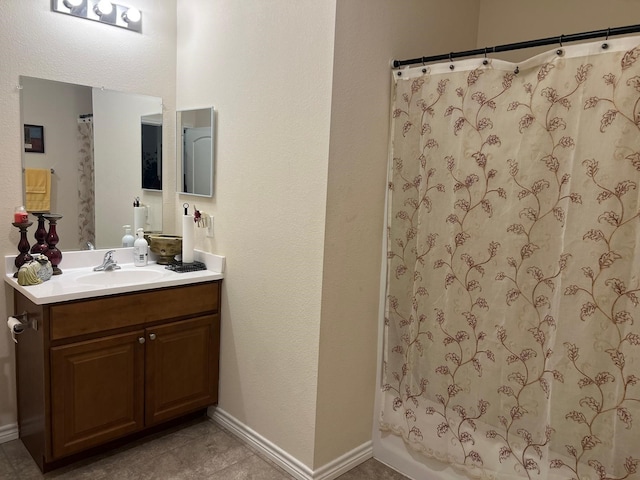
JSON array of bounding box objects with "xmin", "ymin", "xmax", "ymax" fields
[
  {"xmin": 145, "ymin": 314, "xmax": 219, "ymax": 425},
  {"xmin": 50, "ymin": 330, "xmax": 145, "ymax": 459}
]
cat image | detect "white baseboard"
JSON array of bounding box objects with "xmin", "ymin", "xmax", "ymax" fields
[
  {"xmin": 209, "ymin": 407, "xmax": 313, "ymax": 479},
  {"xmin": 313, "ymin": 440, "xmax": 372, "ymax": 480},
  {"xmin": 208, "ymin": 407, "xmax": 372, "ymax": 480},
  {"xmin": 0, "ymin": 424, "xmax": 18, "ymax": 444}
]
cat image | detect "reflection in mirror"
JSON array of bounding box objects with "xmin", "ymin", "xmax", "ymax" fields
[
  {"xmin": 141, "ymin": 114, "xmax": 163, "ymax": 190},
  {"xmin": 177, "ymin": 107, "xmax": 214, "ymax": 197},
  {"xmin": 20, "ymin": 76, "xmax": 163, "ymax": 250}
]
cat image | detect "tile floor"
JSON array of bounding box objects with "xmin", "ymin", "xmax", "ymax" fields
[{"xmin": 0, "ymin": 416, "xmax": 409, "ymax": 479}]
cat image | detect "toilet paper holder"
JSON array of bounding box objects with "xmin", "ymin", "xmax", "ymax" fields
[{"xmin": 11, "ymin": 312, "xmax": 38, "ymax": 332}]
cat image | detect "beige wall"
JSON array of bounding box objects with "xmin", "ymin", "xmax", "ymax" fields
[
  {"xmin": 477, "ymin": 0, "xmax": 640, "ymax": 62},
  {"xmin": 0, "ymin": 0, "xmax": 176, "ymax": 431},
  {"xmin": 176, "ymin": 0, "xmax": 336, "ymax": 468},
  {"xmin": 175, "ymin": 0, "xmax": 480, "ymax": 470},
  {"xmin": 314, "ymin": 0, "xmax": 480, "ymax": 468}
]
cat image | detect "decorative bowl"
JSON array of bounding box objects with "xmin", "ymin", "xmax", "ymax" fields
[{"xmin": 146, "ymin": 234, "xmax": 182, "ymax": 264}]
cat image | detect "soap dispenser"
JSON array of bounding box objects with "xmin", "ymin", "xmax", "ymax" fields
[
  {"xmin": 133, "ymin": 228, "xmax": 148, "ymax": 266},
  {"xmin": 121, "ymin": 225, "xmax": 135, "ymax": 247}
]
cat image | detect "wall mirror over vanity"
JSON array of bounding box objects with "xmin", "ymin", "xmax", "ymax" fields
[
  {"xmin": 20, "ymin": 76, "xmax": 216, "ymax": 252},
  {"xmin": 20, "ymin": 76, "xmax": 164, "ymax": 250}
]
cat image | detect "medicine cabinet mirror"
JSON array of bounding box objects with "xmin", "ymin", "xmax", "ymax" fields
[{"xmin": 177, "ymin": 107, "xmax": 214, "ymax": 197}]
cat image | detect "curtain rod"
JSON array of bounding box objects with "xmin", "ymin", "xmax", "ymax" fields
[{"xmin": 392, "ymin": 24, "xmax": 640, "ymax": 69}]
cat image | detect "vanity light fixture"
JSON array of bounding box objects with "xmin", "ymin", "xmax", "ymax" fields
[{"xmin": 51, "ymin": 0, "xmax": 142, "ymax": 33}]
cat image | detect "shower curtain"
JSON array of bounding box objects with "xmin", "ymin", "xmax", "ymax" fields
[
  {"xmin": 382, "ymin": 37, "xmax": 640, "ymax": 480},
  {"xmin": 77, "ymin": 118, "xmax": 95, "ymax": 247}
]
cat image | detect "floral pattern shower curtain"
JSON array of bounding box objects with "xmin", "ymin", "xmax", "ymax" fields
[
  {"xmin": 382, "ymin": 37, "xmax": 640, "ymax": 480},
  {"xmin": 77, "ymin": 119, "xmax": 95, "ymax": 247}
]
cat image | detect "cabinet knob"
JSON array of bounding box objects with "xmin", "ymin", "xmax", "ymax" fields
[
  {"xmin": 138, "ymin": 337, "xmax": 146, "ymax": 344},
  {"xmin": 149, "ymin": 333, "xmax": 156, "ymax": 341}
]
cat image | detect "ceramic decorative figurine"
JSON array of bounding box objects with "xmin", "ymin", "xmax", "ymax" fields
[{"xmin": 17, "ymin": 254, "xmax": 53, "ymax": 286}]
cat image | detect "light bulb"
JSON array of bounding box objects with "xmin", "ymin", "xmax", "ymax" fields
[
  {"xmin": 122, "ymin": 7, "xmax": 141, "ymax": 23},
  {"xmin": 95, "ymin": 0, "xmax": 113, "ymax": 16},
  {"xmin": 62, "ymin": 0, "xmax": 83, "ymax": 8}
]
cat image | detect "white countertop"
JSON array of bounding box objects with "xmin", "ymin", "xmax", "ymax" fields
[{"xmin": 4, "ymin": 248, "xmax": 224, "ymax": 305}]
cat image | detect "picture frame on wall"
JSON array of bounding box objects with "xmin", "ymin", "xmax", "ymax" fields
[{"xmin": 24, "ymin": 124, "xmax": 44, "ymax": 153}]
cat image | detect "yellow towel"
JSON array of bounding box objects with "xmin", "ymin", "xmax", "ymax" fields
[{"xmin": 25, "ymin": 168, "xmax": 51, "ymax": 212}]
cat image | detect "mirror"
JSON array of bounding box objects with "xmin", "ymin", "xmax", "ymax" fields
[
  {"xmin": 20, "ymin": 76, "xmax": 163, "ymax": 250},
  {"xmin": 177, "ymin": 107, "xmax": 214, "ymax": 197}
]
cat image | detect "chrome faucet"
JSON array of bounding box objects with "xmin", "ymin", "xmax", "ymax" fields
[{"xmin": 93, "ymin": 250, "xmax": 121, "ymax": 271}]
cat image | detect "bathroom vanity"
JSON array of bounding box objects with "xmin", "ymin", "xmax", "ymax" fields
[{"xmin": 5, "ymin": 249, "xmax": 224, "ymax": 472}]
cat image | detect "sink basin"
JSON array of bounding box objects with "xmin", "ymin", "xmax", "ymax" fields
[{"xmin": 75, "ymin": 269, "xmax": 166, "ymax": 286}]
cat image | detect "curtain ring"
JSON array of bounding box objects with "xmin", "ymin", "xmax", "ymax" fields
[
  {"xmin": 449, "ymin": 52, "xmax": 455, "ymax": 70},
  {"xmin": 482, "ymin": 47, "xmax": 489, "ymax": 66},
  {"xmin": 602, "ymin": 28, "xmax": 610, "ymax": 49},
  {"xmin": 556, "ymin": 34, "xmax": 564, "ymax": 56}
]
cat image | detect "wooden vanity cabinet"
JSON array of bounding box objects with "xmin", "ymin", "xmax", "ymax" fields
[
  {"xmin": 50, "ymin": 329, "xmax": 146, "ymax": 459},
  {"xmin": 14, "ymin": 281, "xmax": 221, "ymax": 472},
  {"xmin": 144, "ymin": 314, "xmax": 219, "ymax": 426}
]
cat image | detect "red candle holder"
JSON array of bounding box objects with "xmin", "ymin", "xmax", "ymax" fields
[
  {"xmin": 30, "ymin": 212, "xmax": 49, "ymax": 255},
  {"xmin": 43, "ymin": 213, "xmax": 63, "ymax": 275},
  {"xmin": 12, "ymin": 221, "xmax": 33, "ymax": 278}
]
